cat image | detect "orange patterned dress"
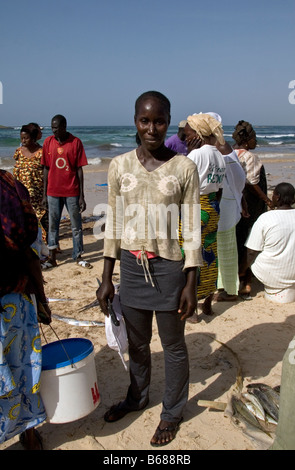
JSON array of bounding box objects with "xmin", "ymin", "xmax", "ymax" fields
[{"xmin": 13, "ymin": 147, "xmax": 48, "ymax": 241}]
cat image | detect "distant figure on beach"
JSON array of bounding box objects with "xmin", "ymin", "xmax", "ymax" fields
[
  {"xmin": 244, "ymin": 182, "xmax": 295, "ymax": 303},
  {"xmin": 96, "ymin": 91, "xmax": 202, "ymax": 447},
  {"xmin": 41, "ymin": 114, "xmax": 92, "ymax": 269},
  {"xmin": 165, "ymin": 120, "xmax": 188, "ymax": 155},
  {"xmin": 184, "ymin": 113, "xmax": 226, "ymax": 319},
  {"xmin": 232, "ymin": 120, "xmax": 273, "ymax": 299},
  {"xmin": 203, "ymin": 113, "xmax": 247, "ymax": 302},
  {"xmin": 13, "ymin": 124, "xmax": 48, "ymax": 242}
]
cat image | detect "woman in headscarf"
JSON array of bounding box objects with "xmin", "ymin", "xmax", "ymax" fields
[
  {"xmin": 0, "ymin": 169, "xmax": 51, "ymax": 449},
  {"xmin": 13, "ymin": 124, "xmax": 48, "ymax": 242},
  {"xmin": 183, "ymin": 113, "xmax": 226, "ymax": 319},
  {"xmin": 232, "ymin": 120, "xmax": 273, "ymax": 299}
]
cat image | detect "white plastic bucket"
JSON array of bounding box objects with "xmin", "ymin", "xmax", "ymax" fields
[
  {"xmin": 40, "ymin": 338, "xmax": 100, "ymax": 423},
  {"xmin": 264, "ymin": 286, "xmax": 295, "ymax": 304}
]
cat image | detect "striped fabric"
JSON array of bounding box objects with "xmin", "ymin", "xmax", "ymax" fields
[{"xmin": 217, "ymin": 226, "xmax": 239, "ymax": 295}]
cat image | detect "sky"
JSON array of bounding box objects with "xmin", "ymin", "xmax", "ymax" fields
[{"xmin": 0, "ymin": 0, "xmax": 294, "ymax": 126}]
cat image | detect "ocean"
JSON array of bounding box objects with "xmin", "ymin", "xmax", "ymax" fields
[{"xmin": 0, "ymin": 125, "xmax": 295, "ymax": 171}]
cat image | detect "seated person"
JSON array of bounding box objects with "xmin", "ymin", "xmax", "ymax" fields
[{"xmin": 244, "ymin": 182, "xmax": 295, "ymax": 303}]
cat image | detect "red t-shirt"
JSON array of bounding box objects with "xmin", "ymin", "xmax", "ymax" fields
[{"xmin": 41, "ymin": 133, "xmax": 88, "ymax": 197}]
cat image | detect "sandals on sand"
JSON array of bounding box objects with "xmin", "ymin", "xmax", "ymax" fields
[
  {"xmin": 77, "ymin": 260, "xmax": 93, "ymax": 269},
  {"xmin": 19, "ymin": 429, "xmax": 43, "ymax": 450},
  {"xmin": 41, "ymin": 260, "xmax": 57, "ymax": 270},
  {"xmin": 104, "ymin": 400, "xmax": 148, "ymax": 423},
  {"xmin": 104, "ymin": 401, "xmax": 182, "ymax": 447},
  {"xmin": 150, "ymin": 418, "xmax": 183, "ymax": 447}
]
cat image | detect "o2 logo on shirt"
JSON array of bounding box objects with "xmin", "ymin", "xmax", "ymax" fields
[{"xmin": 56, "ymin": 157, "xmax": 69, "ymax": 171}]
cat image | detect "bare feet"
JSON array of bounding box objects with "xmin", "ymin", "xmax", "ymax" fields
[
  {"xmin": 20, "ymin": 428, "xmax": 43, "ymax": 450},
  {"xmin": 202, "ymin": 293, "xmax": 214, "ymax": 315},
  {"xmin": 186, "ymin": 313, "xmax": 199, "ymax": 324}
]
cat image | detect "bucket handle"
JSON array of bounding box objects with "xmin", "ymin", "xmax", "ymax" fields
[{"xmin": 40, "ymin": 323, "xmax": 76, "ymax": 369}]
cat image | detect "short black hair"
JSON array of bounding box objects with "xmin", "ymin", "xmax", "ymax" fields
[
  {"xmin": 51, "ymin": 114, "xmax": 67, "ymax": 127},
  {"xmin": 134, "ymin": 91, "xmax": 171, "ymax": 117},
  {"xmin": 20, "ymin": 125, "xmax": 38, "ymax": 141},
  {"xmin": 275, "ymin": 182, "xmax": 295, "ymax": 205}
]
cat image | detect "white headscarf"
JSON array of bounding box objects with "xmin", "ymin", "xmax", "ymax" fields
[{"xmin": 187, "ymin": 113, "xmax": 225, "ymax": 145}]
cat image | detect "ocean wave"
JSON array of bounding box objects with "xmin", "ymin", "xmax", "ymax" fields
[
  {"xmin": 88, "ymin": 157, "xmax": 102, "ymax": 165},
  {"xmin": 257, "ymin": 134, "xmax": 295, "ymax": 139},
  {"xmin": 269, "ymin": 141, "xmax": 284, "ymax": 145}
]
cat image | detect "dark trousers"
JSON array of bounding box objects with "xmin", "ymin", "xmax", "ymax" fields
[{"xmin": 121, "ymin": 304, "xmax": 189, "ymax": 423}]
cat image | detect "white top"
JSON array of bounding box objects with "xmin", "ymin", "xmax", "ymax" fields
[
  {"xmin": 187, "ymin": 145, "xmax": 226, "ymax": 195},
  {"xmin": 245, "ymin": 209, "xmax": 295, "ymax": 289},
  {"xmin": 218, "ymin": 150, "xmax": 246, "ymax": 232}
]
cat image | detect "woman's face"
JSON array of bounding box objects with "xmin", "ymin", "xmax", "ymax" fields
[
  {"xmin": 135, "ymin": 97, "xmax": 170, "ymax": 151},
  {"xmin": 20, "ymin": 132, "xmax": 33, "ymax": 147},
  {"xmin": 184, "ymin": 123, "xmax": 197, "ymax": 142}
]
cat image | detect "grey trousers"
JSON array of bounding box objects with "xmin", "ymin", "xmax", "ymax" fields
[{"xmin": 121, "ymin": 304, "xmax": 189, "ymax": 423}]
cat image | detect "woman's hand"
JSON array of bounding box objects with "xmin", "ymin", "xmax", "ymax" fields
[
  {"xmin": 37, "ymin": 301, "xmax": 52, "ymax": 325},
  {"xmin": 265, "ymin": 197, "xmax": 274, "ymax": 209},
  {"xmin": 178, "ymin": 268, "xmax": 197, "ymax": 320},
  {"xmin": 96, "ymin": 280, "xmax": 114, "ymax": 316},
  {"xmin": 186, "ymin": 135, "xmax": 202, "ymax": 153}
]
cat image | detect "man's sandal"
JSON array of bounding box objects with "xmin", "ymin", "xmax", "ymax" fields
[
  {"xmin": 150, "ymin": 417, "xmax": 183, "ymax": 447},
  {"xmin": 104, "ymin": 400, "xmax": 148, "ymax": 423}
]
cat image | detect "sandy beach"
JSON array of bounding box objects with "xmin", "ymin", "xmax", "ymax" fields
[{"xmin": 1, "ymin": 157, "xmax": 295, "ymax": 452}]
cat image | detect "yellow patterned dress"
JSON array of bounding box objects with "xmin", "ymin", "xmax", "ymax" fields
[
  {"xmin": 13, "ymin": 147, "xmax": 48, "ymax": 241},
  {"xmin": 179, "ymin": 192, "xmax": 220, "ymax": 300}
]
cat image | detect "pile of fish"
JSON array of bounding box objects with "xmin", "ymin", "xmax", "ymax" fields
[{"xmin": 231, "ymin": 382, "xmax": 280, "ymax": 435}]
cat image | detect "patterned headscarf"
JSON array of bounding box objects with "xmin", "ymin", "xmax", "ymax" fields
[{"xmin": 187, "ymin": 113, "xmax": 225, "ymax": 145}]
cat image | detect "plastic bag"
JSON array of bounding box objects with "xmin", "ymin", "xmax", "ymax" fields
[{"xmin": 105, "ymin": 292, "xmax": 128, "ymax": 370}]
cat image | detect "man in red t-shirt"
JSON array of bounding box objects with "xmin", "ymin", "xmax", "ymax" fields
[{"xmin": 41, "ymin": 114, "xmax": 92, "ymax": 269}]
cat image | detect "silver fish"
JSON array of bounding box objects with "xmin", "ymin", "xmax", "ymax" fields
[
  {"xmin": 242, "ymin": 393, "xmax": 265, "ymax": 421},
  {"xmin": 231, "ymin": 396, "xmax": 267, "ymax": 433},
  {"xmin": 52, "ymin": 314, "xmax": 104, "ymax": 327},
  {"xmin": 250, "ymin": 388, "xmax": 279, "ymax": 422},
  {"xmin": 247, "ymin": 383, "xmax": 280, "ymax": 408}
]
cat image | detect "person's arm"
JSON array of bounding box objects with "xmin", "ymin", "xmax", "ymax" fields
[
  {"xmin": 24, "ymin": 247, "xmax": 51, "ymax": 324},
  {"xmin": 77, "ymin": 167, "xmax": 86, "ymax": 213},
  {"xmin": 239, "ymin": 248, "xmax": 260, "ymax": 277},
  {"xmin": 96, "ymin": 257, "xmax": 116, "ymax": 316},
  {"xmin": 216, "ymin": 188, "xmax": 223, "ymax": 203},
  {"xmin": 178, "ymin": 267, "xmax": 197, "ymax": 320},
  {"xmin": 42, "ymin": 166, "xmax": 49, "ymax": 208},
  {"xmin": 249, "ymin": 183, "xmax": 273, "ymax": 209}
]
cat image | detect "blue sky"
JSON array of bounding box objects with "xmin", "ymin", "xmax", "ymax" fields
[{"xmin": 0, "ymin": 0, "xmax": 294, "ymax": 126}]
